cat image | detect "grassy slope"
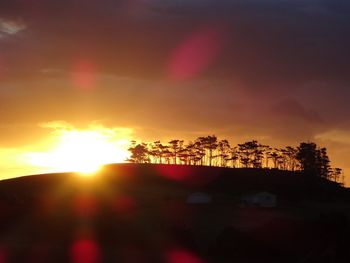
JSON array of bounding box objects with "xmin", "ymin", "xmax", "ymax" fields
[
  {"xmin": 0, "ymin": 163, "xmax": 349, "ymax": 262},
  {"xmin": 0, "ymin": 163, "xmax": 347, "ymax": 219}
]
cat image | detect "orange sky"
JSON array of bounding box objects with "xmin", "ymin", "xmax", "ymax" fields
[
  {"xmin": 0, "ymin": 119, "xmax": 348, "ymax": 185},
  {"xmin": 0, "ymin": 0, "xmax": 349, "ymax": 185}
]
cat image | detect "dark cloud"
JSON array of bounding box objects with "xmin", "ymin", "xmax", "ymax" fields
[{"xmin": 0, "ymin": 0, "xmax": 348, "ymax": 83}]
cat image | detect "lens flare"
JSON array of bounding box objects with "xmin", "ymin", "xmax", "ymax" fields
[
  {"xmin": 70, "ymin": 239, "xmax": 100, "ymax": 263},
  {"xmin": 167, "ymin": 249, "xmax": 204, "ymax": 263},
  {"xmin": 168, "ymin": 24, "xmax": 226, "ymax": 80},
  {"xmin": 72, "ymin": 58, "xmax": 96, "ymax": 90}
]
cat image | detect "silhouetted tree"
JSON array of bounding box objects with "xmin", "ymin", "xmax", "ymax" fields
[
  {"xmin": 194, "ymin": 138, "xmax": 206, "ymax": 166},
  {"xmin": 330, "ymin": 168, "xmax": 343, "ymax": 184},
  {"xmin": 268, "ymin": 149, "xmax": 280, "ymax": 169},
  {"xmin": 283, "ymin": 146, "xmax": 298, "ymax": 171},
  {"xmin": 317, "ymin": 147, "xmax": 331, "ymax": 179},
  {"xmin": 128, "ymin": 142, "xmax": 149, "ymax": 163},
  {"xmin": 296, "ymin": 142, "xmax": 318, "ymax": 175},
  {"xmin": 226, "ymin": 146, "xmax": 239, "ymax": 168},
  {"xmin": 178, "ymin": 148, "xmax": 189, "ymax": 165},
  {"xmin": 237, "ymin": 142, "xmax": 250, "ymax": 168},
  {"xmin": 160, "ymin": 143, "xmax": 171, "ymax": 164},
  {"xmin": 261, "ymin": 145, "xmax": 272, "ymax": 168},
  {"xmin": 185, "ymin": 142, "xmax": 197, "ymax": 165},
  {"xmin": 178, "ymin": 142, "xmax": 195, "ymax": 165},
  {"xmin": 149, "ymin": 141, "xmax": 170, "ymax": 164},
  {"xmin": 150, "ymin": 141, "xmax": 161, "ymax": 163},
  {"xmin": 169, "ymin": 139, "xmax": 183, "ymax": 164},
  {"xmin": 218, "ymin": 139, "xmax": 231, "ymax": 167},
  {"xmin": 125, "ymin": 137, "xmax": 343, "ymax": 184},
  {"xmin": 296, "ymin": 142, "xmax": 331, "ymax": 178},
  {"xmin": 203, "ymin": 135, "xmax": 218, "ymax": 166},
  {"xmin": 238, "ymin": 140, "xmax": 264, "ymax": 168}
]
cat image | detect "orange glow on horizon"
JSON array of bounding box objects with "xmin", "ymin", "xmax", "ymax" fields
[{"xmin": 24, "ymin": 126, "xmax": 131, "ymax": 174}]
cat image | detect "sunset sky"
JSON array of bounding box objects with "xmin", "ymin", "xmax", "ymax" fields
[{"xmin": 0, "ymin": 0, "xmax": 349, "ymax": 184}]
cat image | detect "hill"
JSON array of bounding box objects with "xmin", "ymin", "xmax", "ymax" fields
[{"xmin": 0, "ymin": 163, "xmax": 349, "ymax": 263}]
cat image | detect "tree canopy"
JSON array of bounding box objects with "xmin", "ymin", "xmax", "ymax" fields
[{"xmin": 127, "ymin": 136, "xmax": 344, "ymax": 185}]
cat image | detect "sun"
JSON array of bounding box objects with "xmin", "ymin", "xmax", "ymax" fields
[{"xmin": 26, "ymin": 129, "xmax": 130, "ymax": 174}]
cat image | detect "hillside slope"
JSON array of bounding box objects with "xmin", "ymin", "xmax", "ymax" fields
[{"xmin": 0, "ymin": 164, "xmax": 349, "ymax": 263}]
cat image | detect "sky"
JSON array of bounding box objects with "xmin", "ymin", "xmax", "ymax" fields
[{"xmin": 0, "ymin": 0, "xmax": 349, "ymax": 183}]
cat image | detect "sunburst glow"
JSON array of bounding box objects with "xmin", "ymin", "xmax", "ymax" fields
[{"xmin": 26, "ymin": 127, "xmax": 130, "ymax": 174}]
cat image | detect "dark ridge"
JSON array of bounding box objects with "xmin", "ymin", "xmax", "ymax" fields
[
  {"xmin": 0, "ymin": 163, "xmax": 347, "ymax": 204},
  {"xmin": 0, "ymin": 163, "xmax": 349, "ymax": 263}
]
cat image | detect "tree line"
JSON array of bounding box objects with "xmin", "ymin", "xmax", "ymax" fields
[{"xmin": 127, "ymin": 135, "xmax": 344, "ymax": 185}]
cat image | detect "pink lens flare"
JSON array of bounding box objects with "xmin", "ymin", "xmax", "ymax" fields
[
  {"xmin": 168, "ymin": 24, "xmax": 226, "ymax": 80},
  {"xmin": 167, "ymin": 248, "xmax": 205, "ymax": 263},
  {"xmin": 157, "ymin": 165, "xmax": 190, "ymax": 181},
  {"xmin": 71, "ymin": 58, "xmax": 97, "ymax": 90},
  {"xmin": 0, "ymin": 245, "xmax": 7, "ymax": 263},
  {"xmin": 70, "ymin": 238, "xmax": 100, "ymax": 263}
]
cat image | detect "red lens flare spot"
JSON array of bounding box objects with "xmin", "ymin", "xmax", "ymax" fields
[
  {"xmin": 0, "ymin": 245, "xmax": 8, "ymax": 263},
  {"xmin": 167, "ymin": 249, "xmax": 204, "ymax": 263},
  {"xmin": 157, "ymin": 165, "xmax": 190, "ymax": 181},
  {"xmin": 168, "ymin": 25, "xmax": 226, "ymax": 80},
  {"xmin": 70, "ymin": 239, "xmax": 100, "ymax": 263},
  {"xmin": 73, "ymin": 194, "xmax": 97, "ymax": 218},
  {"xmin": 72, "ymin": 59, "xmax": 96, "ymax": 90}
]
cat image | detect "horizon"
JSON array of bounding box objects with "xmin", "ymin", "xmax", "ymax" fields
[
  {"xmin": 0, "ymin": 0, "xmax": 349, "ymax": 185},
  {"xmin": 1, "ymin": 134, "xmax": 345, "ymax": 187}
]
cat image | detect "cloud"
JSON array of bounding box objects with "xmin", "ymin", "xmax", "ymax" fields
[
  {"xmin": 0, "ymin": 73, "xmax": 340, "ymax": 144},
  {"xmin": 39, "ymin": 120, "xmax": 134, "ymax": 139},
  {"xmin": 315, "ymin": 129, "xmax": 350, "ymax": 146},
  {"xmin": 39, "ymin": 120, "xmax": 75, "ymax": 130},
  {"xmin": 0, "ymin": 0, "xmax": 348, "ymax": 84},
  {"xmin": 0, "ymin": 17, "xmax": 26, "ymax": 38}
]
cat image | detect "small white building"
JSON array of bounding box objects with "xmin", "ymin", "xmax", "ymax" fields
[
  {"xmin": 241, "ymin": 191, "xmax": 277, "ymax": 208},
  {"xmin": 186, "ymin": 192, "xmax": 212, "ymax": 204}
]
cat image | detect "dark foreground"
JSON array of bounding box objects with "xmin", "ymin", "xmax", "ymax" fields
[{"xmin": 0, "ymin": 164, "xmax": 349, "ymax": 263}]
